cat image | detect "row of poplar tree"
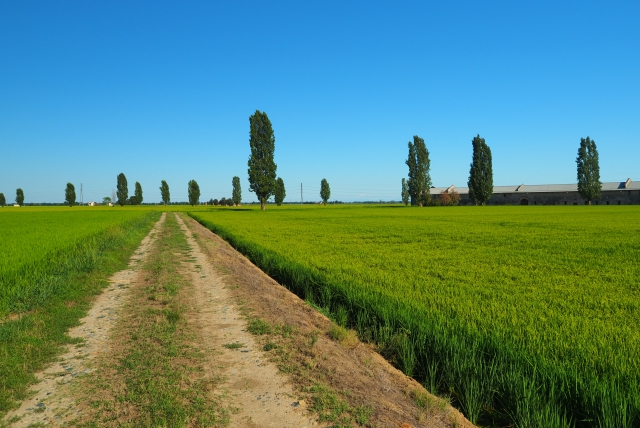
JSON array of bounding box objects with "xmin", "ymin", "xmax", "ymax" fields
[
  {"xmin": 400, "ymin": 135, "xmax": 602, "ymax": 206},
  {"xmin": 0, "ymin": 113, "xmax": 601, "ymax": 208},
  {"xmin": 107, "ymin": 110, "xmax": 328, "ymax": 209},
  {"xmin": 21, "ymin": 107, "xmax": 327, "ymax": 209}
]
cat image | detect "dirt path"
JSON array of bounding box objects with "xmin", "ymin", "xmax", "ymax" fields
[
  {"xmin": 175, "ymin": 213, "xmax": 319, "ymax": 427},
  {"xmin": 3, "ymin": 213, "xmax": 167, "ymax": 427}
]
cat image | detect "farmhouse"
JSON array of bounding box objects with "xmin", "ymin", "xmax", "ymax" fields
[{"xmin": 432, "ymin": 178, "xmax": 640, "ymax": 205}]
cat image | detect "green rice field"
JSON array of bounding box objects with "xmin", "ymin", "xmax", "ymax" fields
[
  {"xmin": 190, "ymin": 205, "xmax": 640, "ymax": 427},
  {"xmin": 0, "ymin": 207, "xmax": 160, "ymax": 316}
]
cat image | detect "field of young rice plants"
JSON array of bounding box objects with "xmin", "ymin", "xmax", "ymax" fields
[
  {"xmin": 190, "ymin": 205, "xmax": 640, "ymax": 427},
  {"xmin": 0, "ymin": 207, "xmax": 159, "ymax": 316}
]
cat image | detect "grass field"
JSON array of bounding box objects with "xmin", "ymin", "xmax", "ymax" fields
[
  {"xmin": 0, "ymin": 207, "xmax": 160, "ymax": 414},
  {"xmin": 0, "ymin": 207, "xmax": 163, "ymax": 315},
  {"xmin": 190, "ymin": 205, "xmax": 640, "ymax": 427}
]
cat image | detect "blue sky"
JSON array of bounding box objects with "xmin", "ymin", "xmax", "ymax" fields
[{"xmin": 1, "ymin": 1, "xmax": 638, "ymax": 203}]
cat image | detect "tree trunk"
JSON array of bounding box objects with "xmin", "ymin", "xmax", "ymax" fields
[{"xmin": 261, "ymin": 198, "xmax": 265, "ymax": 211}]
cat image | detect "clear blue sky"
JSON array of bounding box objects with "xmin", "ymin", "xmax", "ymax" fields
[{"xmin": 1, "ymin": 1, "xmax": 638, "ymax": 203}]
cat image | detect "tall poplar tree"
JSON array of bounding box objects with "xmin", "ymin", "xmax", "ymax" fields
[
  {"xmin": 116, "ymin": 173, "xmax": 128, "ymax": 206},
  {"xmin": 0, "ymin": 193, "xmax": 6, "ymax": 207},
  {"xmin": 134, "ymin": 182, "xmax": 143, "ymax": 205},
  {"xmin": 401, "ymin": 178, "xmax": 409, "ymax": 206},
  {"xmin": 15, "ymin": 188, "xmax": 24, "ymax": 206},
  {"xmin": 65, "ymin": 183, "xmax": 76, "ymax": 207},
  {"xmin": 160, "ymin": 180, "xmax": 170, "ymax": 205},
  {"xmin": 320, "ymin": 179, "xmax": 331, "ymax": 205},
  {"xmin": 468, "ymin": 135, "xmax": 493, "ymax": 205},
  {"xmin": 274, "ymin": 177, "xmax": 286, "ymax": 206},
  {"xmin": 232, "ymin": 176, "xmax": 242, "ymax": 206},
  {"xmin": 247, "ymin": 110, "xmax": 277, "ymax": 210},
  {"xmin": 188, "ymin": 180, "xmax": 200, "ymax": 206},
  {"xmin": 405, "ymin": 136, "xmax": 431, "ymax": 207},
  {"xmin": 576, "ymin": 136, "xmax": 601, "ymax": 205}
]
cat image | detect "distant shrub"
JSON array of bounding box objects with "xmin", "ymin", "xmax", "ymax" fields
[
  {"xmin": 439, "ymin": 190, "xmax": 460, "ymax": 206},
  {"xmin": 439, "ymin": 191, "xmax": 451, "ymax": 206},
  {"xmin": 450, "ymin": 191, "xmax": 460, "ymax": 205}
]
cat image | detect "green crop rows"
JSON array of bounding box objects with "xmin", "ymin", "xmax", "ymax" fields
[
  {"xmin": 190, "ymin": 205, "xmax": 640, "ymax": 427},
  {"xmin": 0, "ymin": 207, "xmax": 158, "ymax": 316}
]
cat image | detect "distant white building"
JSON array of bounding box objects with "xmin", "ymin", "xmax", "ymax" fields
[
  {"xmin": 87, "ymin": 201, "xmax": 97, "ymax": 206},
  {"xmin": 13, "ymin": 204, "xmax": 20, "ymax": 207}
]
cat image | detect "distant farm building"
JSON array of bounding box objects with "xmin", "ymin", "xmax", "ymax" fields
[
  {"xmin": 431, "ymin": 178, "xmax": 640, "ymax": 205},
  {"xmin": 87, "ymin": 201, "xmax": 97, "ymax": 206}
]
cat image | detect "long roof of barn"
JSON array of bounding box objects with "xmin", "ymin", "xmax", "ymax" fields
[{"xmin": 431, "ymin": 179, "xmax": 640, "ymax": 195}]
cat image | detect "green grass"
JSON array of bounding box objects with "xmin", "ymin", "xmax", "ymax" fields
[
  {"xmin": 0, "ymin": 207, "xmax": 160, "ymax": 316},
  {"xmin": 223, "ymin": 342, "xmax": 245, "ymax": 350},
  {"xmin": 190, "ymin": 204, "xmax": 640, "ymax": 427},
  {"xmin": 0, "ymin": 208, "xmax": 160, "ymax": 416}
]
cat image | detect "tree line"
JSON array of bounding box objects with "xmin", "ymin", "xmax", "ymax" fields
[
  {"xmin": 1, "ymin": 110, "xmax": 328, "ymax": 209},
  {"xmin": 0, "ymin": 111, "xmax": 601, "ymax": 208},
  {"xmin": 401, "ymin": 135, "xmax": 602, "ymax": 206}
]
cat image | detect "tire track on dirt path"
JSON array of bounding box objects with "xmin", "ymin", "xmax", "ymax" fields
[
  {"xmin": 2, "ymin": 213, "xmax": 166, "ymax": 428},
  {"xmin": 174, "ymin": 213, "xmax": 320, "ymax": 427}
]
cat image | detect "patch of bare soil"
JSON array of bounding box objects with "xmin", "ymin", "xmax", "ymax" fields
[
  {"xmin": 2, "ymin": 213, "xmax": 166, "ymax": 428},
  {"xmin": 182, "ymin": 214, "xmax": 474, "ymax": 428},
  {"xmin": 174, "ymin": 213, "xmax": 319, "ymax": 427}
]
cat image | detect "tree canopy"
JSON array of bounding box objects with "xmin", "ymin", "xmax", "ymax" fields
[
  {"xmin": 405, "ymin": 136, "xmax": 431, "ymax": 207},
  {"xmin": 320, "ymin": 178, "xmax": 331, "ymax": 205},
  {"xmin": 188, "ymin": 180, "xmax": 200, "ymax": 206},
  {"xmin": 247, "ymin": 110, "xmax": 277, "ymax": 210},
  {"xmin": 576, "ymin": 136, "xmax": 601, "ymax": 204},
  {"xmin": 467, "ymin": 135, "xmax": 493, "ymax": 205},
  {"xmin": 15, "ymin": 188, "xmax": 24, "ymax": 206},
  {"xmin": 160, "ymin": 180, "xmax": 170, "ymax": 205},
  {"xmin": 232, "ymin": 176, "xmax": 242, "ymax": 206},
  {"xmin": 116, "ymin": 173, "xmax": 128, "ymax": 206},
  {"xmin": 65, "ymin": 183, "xmax": 76, "ymax": 207},
  {"xmin": 274, "ymin": 177, "xmax": 286, "ymax": 206},
  {"xmin": 401, "ymin": 178, "xmax": 409, "ymax": 206},
  {"xmin": 134, "ymin": 182, "xmax": 143, "ymax": 205},
  {"xmin": 0, "ymin": 193, "xmax": 5, "ymax": 207}
]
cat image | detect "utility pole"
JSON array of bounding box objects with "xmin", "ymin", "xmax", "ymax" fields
[
  {"xmin": 80, "ymin": 183, "xmax": 83, "ymax": 205},
  {"xmin": 301, "ymin": 183, "xmax": 303, "ymax": 205}
]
